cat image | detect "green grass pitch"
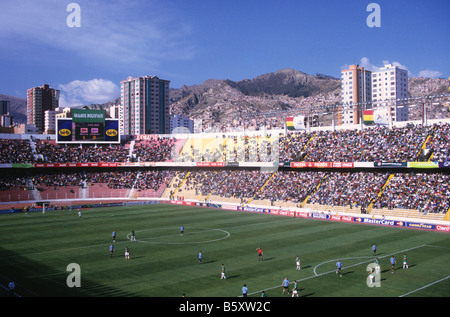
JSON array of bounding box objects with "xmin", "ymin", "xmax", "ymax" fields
[{"xmin": 0, "ymin": 203, "xmax": 449, "ymax": 297}]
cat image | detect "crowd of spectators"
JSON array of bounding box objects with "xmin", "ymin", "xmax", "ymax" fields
[
  {"xmin": 1, "ymin": 122, "xmax": 448, "ymax": 164},
  {"xmin": 0, "ymin": 139, "xmax": 34, "ymax": 164},
  {"xmin": 424, "ymin": 123, "xmax": 450, "ymax": 163},
  {"xmin": 133, "ymin": 138, "xmax": 177, "ymax": 162},
  {"xmin": 256, "ymin": 171, "xmax": 326, "ymax": 205},
  {"xmin": 281, "ymin": 123, "xmax": 436, "ymax": 163},
  {"xmin": 1, "ymin": 167, "xmax": 449, "ymax": 215},
  {"xmin": 184, "ymin": 170, "xmax": 231, "ymax": 197},
  {"xmin": 0, "ymin": 174, "xmax": 29, "ymax": 191},
  {"xmin": 214, "ymin": 170, "xmax": 272, "ymax": 200},
  {"xmin": 180, "ymin": 169, "xmax": 449, "ymax": 215},
  {"xmin": 307, "ymin": 172, "xmax": 389, "ymax": 209},
  {"xmin": 84, "ymin": 171, "xmax": 135, "ymax": 189},
  {"xmin": 374, "ymin": 172, "xmax": 450, "ymax": 213},
  {"xmin": 34, "ymin": 141, "xmax": 130, "ymax": 163},
  {"xmin": 134, "ymin": 170, "xmax": 175, "ymax": 191}
]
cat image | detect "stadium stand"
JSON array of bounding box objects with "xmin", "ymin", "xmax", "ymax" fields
[{"xmin": 1, "ymin": 121, "xmax": 449, "ymax": 221}]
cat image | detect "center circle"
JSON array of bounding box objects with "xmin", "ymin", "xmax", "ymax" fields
[{"xmin": 128, "ymin": 228, "xmax": 231, "ymax": 245}]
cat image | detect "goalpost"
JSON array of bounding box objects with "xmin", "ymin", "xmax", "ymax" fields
[{"xmin": 42, "ymin": 202, "xmax": 50, "ymax": 214}]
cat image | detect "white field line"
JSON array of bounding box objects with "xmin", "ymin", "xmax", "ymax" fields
[
  {"xmin": 399, "ymin": 275, "xmax": 450, "ymax": 297},
  {"xmin": 244, "ymin": 244, "xmax": 427, "ymax": 296}
]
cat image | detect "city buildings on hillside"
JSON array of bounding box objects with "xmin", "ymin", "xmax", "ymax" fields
[
  {"xmin": 340, "ymin": 63, "xmax": 409, "ymax": 125},
  {"xmin": 0, "ymin": 100, "xmax": 13, "ymax": 128},
  {"xmin": 170, "ymin": 114, "xmax": 194, "ymax": 134},
  {"xmin": 371, "ymin": 63, "xmax": 409, "ymax": 122},
  {"xmin": 340, "ymin": 65, "xmax": 372, "ymax": 125}
]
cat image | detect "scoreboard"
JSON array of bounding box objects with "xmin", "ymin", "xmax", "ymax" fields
[{"xmin": 56, "ymin": 109, "xmax": 120, "ymax": 144}]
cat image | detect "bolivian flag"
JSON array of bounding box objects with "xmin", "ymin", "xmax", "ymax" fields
[
  {"xmin": 286, "ymin": 116, "xmax": 306, "ymax": 130},
  {"xmin": 286, "ymin": 117, "xmax": 295, "ymax": 130},
  {"xmin": 363, "ymin": 110, "xmax": 374, "ymax": 125}
]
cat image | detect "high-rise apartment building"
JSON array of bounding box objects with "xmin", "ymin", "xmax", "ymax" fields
[
  {"xmin": 0, "ymin": 100, "xmax": 13, "ymax": 128},
  {"xmin": 27, "ymin": 84, "xmax": 60, "ymax": 133},
  {"xmin": 0, "ymin": 100, "xmax": 10, "ymax": 115},
  {"xmin": 340, "ymin": 65, "xmax": 372, "ymax": 125},
  {"xmin": 120, "ymin": 76, "xmax": 170, "ymax": 136},
  {"xmin": 371, "ymin": 64, "xmax": 409, "ymax": 122}
]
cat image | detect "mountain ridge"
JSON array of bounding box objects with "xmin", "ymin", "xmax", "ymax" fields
[{"xmin": 1, "ymin": 69, "xmax": 448, "ymax": 130}]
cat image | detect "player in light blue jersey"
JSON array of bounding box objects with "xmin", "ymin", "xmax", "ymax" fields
[
  {"xmin": 336, "ymin": 260, "xmax": 342, "ymax": 277},
  {"xmin": 109, "ymin": 243, "xmax": 114, "ymax": 257},
  {"xmin": 282, "ymin": 277, "xmax": 290, "ymax": 295},
  {"xmin": 390, "ymin": 255, "xmax": 396, "ymax": 273}
]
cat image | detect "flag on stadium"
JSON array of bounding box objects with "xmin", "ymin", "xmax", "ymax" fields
[
  {"xmin": 363, "ymin": 110, "xmax": 374, "ymax": 125},
  {"xmin": 286, "ymin": 116, "xmax": 306, "ymax": 130}
]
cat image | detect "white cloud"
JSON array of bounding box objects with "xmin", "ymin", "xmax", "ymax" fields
[
  {"xmin": 359, "ymin": 57, "xmax": 380, "ymax": 72},
  {"xmin": 0, "ymin": 0, "xmax": 195, "ymax": 71},
  {"xmin": 417, "ymin": 70, "xmax": 443, "ymax": 78},
  {"xmin": 58, "ymin": 79, "xmax": 120, "ymax": 107},
  {"xmin": 343, "ymin": 57, "xmax": 413, "ymax": 76}
]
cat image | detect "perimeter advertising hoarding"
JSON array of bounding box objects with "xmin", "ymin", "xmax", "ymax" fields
[
  {"xmin": 291, "ymin": 162, "xmax": 354, "ymax": 168},
  {"xmin": 169, "ymin": 200, "xmax": 449, "ymax": 233}
]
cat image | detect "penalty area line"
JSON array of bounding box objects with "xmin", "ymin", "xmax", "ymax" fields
[{"xmin": 399, "ymin": 275, "xmax": 450, "ymax": 297}]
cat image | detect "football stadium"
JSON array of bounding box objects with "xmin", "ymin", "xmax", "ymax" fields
[{"xmin": 1, "ymin": 118, "xmax": 449, "ymax": 298}]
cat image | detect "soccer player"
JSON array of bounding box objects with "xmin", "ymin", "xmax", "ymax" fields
[
  {"xmin": 295, "ymin": 255, "xmax": 301, "ymax": 270},
  {"xmin": 198, "ymin": 251, "xmax": 203, "ymax": 264},
  {"xmin": 282, "ymin": 277, "xmax": 290, "ymax": 295},
  {"xmin": 78, "ymin": 211, "xmax": 82, "ymax": 218},
  {"xmin": 125, "ymin": 247, "xmax": 130, "ymax": 260},
  {"xmin": 374, "ymin": 258, "xmax": 381, "ymax": 274},
  {"xmin": 390, "ymin": 255, "xmax": 397, "ymax": 273},
  {"xmin": 257, "ymin": 247, "xmax": 263, "ymax": 261},
  {"xmin": 292, "ymin": 280, "xmax": 299, "ymax": 297},
  {"xmin": 112, "ymin": 230, "xmax": 116, "ymax": 242},
  {"xmin": 372, "ymin": 243, "xmax": 377, "ymax": 256},
  {"xmin": 130, "ymin": 230, "xmax": 136, "ymax": 242},
  {"xmin": 336, "ymin": 260, "xmax": 342, "ymax": 277},
  {"xmin": 368, "ymin": 270, "xmax": 375, "ymax": 285},
  {"xmin": 242, "ymin": 284, "xmax": 248, "ymax": 297},
  {"xmin": 109, "ymin": 243, "xmax": 114, "ymax": 257},
  {"xmin": 180, "ymin": 225, "xmax": 184, "ymax": 236},
  {"xmin": 402, "ymin": 253, "xmax": 408, "ymax": 269},
  {"xmin": 221, "ymin": 264, "xmax": 226, "ymax": 279}
]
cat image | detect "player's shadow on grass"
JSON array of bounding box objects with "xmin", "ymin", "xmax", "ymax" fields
[
  {"xmin": 299, "ymin": 289, "xmax": 315, "ymax": 297},
  {"xmin": 131, "ymin": 255, "xmax": 144, "ymax": 260},
  {"xmin": 342, "ymin": 270, "xmax": 354, "ymax": 276},
  {"xmin": 202, "ymin": 260, "xmax": 216, "ymax": 264},
  {"xmin": 262, "ymin": 257, "xmax": 275, "ymax": 261},
  {"xmin": 302, "ymin": 265, "xmax": 311, "ymax": 269},
  {"xmin": 226, "ymin": 274, "xmax": 241, "ymax": 279}
]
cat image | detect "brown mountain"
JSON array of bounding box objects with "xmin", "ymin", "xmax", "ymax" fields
[
  {"xmin": 2, "ymin": 70, "xmax": 448, "ymax": 130},
  {"xmin": 170, "ymin": 69, "xmax": 343, "ymax": 130},
  {"xmin": 0, "ymin": 94, "xmax": 27, "ymax": 123}
]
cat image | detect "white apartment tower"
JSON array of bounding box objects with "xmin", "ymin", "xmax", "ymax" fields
[
  {"xmin": 120, "ymin": 76, "xmax": 170, "ymax": 136},
  {"xmin": 371, "ymin": 64, "xmax": 409, "ymax": 122},
  {"xmin": 340, "ymin": 65, "xmax": 372, "ymax": 125}
]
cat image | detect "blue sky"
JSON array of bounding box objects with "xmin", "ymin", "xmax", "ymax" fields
[{"xmin": 0, "ymin": 0, "xmax": 448, "ymax": 107}]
